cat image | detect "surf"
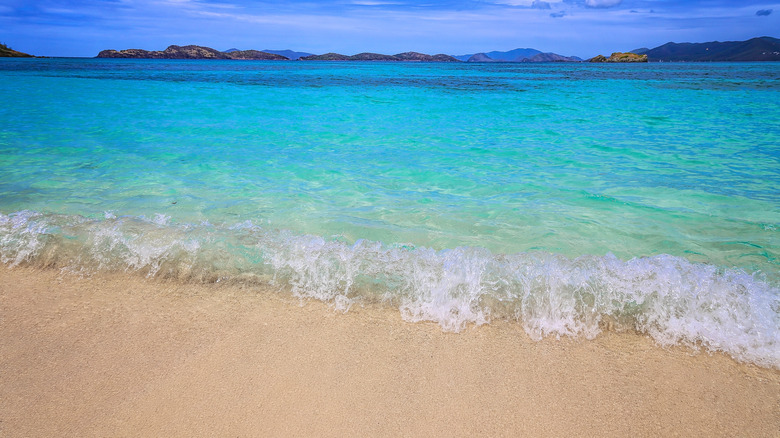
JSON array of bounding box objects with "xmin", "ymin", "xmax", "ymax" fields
[{"xmin": 2, "ymin": 209, "xmax": 777, "ymax": 369}]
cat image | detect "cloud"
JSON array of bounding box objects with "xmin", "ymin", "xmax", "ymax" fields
[
  {"xmin": 756, "ymin": 9, "xmax": 772, "ymax": 16},
  {"xmin": 531, "ymin": 1, "xmax": 551, "ymax": 9},
  {"xmin": 351, "ymin": 1, "xmax": 403, "ymax": 5},
  {"xmin": 550, "ymin": 10, "xmax": 565, "ymax": 17},
  {"xmin": 584, "ymin": 0, "xmax": 621, "ymax": 8},
  {"xmin": 489, "ymin": 0, "xmax": 535, "ymax": 6}
]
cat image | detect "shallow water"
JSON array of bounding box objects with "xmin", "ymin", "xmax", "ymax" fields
[{"xmin": 1, "ymin": 58, "xmax": 778, "ymax": 367}]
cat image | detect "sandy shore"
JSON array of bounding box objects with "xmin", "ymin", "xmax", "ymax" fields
[{"xmin": 1, "ymin": 266, "xmax": 778, "ymax": 437}]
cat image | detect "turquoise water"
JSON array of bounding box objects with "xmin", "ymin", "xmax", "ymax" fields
[{"xmin": 1, "ymin": 58, "xmax": 778, "ymax": 367}]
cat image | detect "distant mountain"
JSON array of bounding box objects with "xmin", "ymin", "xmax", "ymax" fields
[
  {"xmin": 0, "ymin": 43, "xmax": 33, "ymax": 57},
  {"xmin": 500, "ymin": 48, "xmax": 544, "ymax": 61},
  {"xmin": 223, "ymin": 48, "xmax": 240, "ymax": 53},
  {"xmin": 461, "ymin": 48, "xmax": 580, "ymax": 63},
  {"xmin": 262, "ymin": 49, "xmax": 314, "ymax": 60},
  {"xmin": 644, "ymin": 36, "xmax": 780, "ymax": 62},
  {"xmin": 300, "ymin": 51, "xmax": 458, "ymax": 62},
  {"xmin": 521, "ymin": 53, "xmax": 581, "ymax": 62},
  {"xmin": 466, "ymin": 53, "xmax": 495, "ymax": 62},
  {"xmin": 457, "ymin": 37, "xmax": 780, "ymax": 64},
  {"xmin": 466, "ymin": 51, "xmax": 580, "ymax": 63},
  {"xmin": 456, "ymin": 48, "xmax": 542, "ymax": 62},
  {"xmin": 97, "ymin": 45, "xmax": 288, "ymax": 60}
]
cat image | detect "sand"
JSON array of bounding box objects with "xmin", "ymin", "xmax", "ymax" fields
[{"xmin": 1, "ymin": 266, "xmax": 778, "ymax": 437}]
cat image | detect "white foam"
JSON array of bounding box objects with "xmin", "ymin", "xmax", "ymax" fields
[
  {"xmin": 0, "ymin": 210, "xmax": 51, "ymax": 267},
  {"xmin": 1, "ymin": 210, "xmax": 778, "ymax": 368}
]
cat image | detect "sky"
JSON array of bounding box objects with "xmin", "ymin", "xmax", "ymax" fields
[{"xmin": 1, "ymin": 0, "xmax": 778, "ymax": 58}]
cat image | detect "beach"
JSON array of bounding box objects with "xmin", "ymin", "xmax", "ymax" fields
[
  {"xmin": 2, "ymin": 266, "xmax": 778, "ymax": 437},
  {"xmin": 1, "ymin": 58, "xmax": 778, "ymax": 437}
]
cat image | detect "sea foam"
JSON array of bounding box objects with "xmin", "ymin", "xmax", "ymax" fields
[{"xmin": 1, "ymin": 210, "xmax": 778, "ymax": 368}]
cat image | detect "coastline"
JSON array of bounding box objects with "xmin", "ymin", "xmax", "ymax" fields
[{"xmin": 1, "ymin": 266, "xmax": 778, "ymax": 436}]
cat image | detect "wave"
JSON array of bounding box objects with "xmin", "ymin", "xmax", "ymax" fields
[{"xmin": 1, "ymin": 210, "xmax": 778, "ymax": 368}]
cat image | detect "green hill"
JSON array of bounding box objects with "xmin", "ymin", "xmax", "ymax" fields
[
  {"xmin": 0, "ymin": 43, "xmax": 34, "ymax": 57},
  {"xmin": 645, "ymin": 37, "xmax": 780, "ymax": 62}
]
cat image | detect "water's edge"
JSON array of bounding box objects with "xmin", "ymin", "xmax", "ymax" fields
[{"xmin": 2, "ymin": 209, "xmax": 777, "ymax": 369}]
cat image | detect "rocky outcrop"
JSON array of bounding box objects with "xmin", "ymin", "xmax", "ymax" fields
[
  {"xmin": 589, "ymin": 52, "xmax": 648, "ymax": 62},
  {"xmin": 0, "ymin": 43, "xmax": 34, "ymax": 57},
  {"xmin": 97, "ymin": 45, "xmax": 288, "ymax": 60},
  {"xmin": 98, "ymin": 45, "xmax": 222, "ymax": 59}
]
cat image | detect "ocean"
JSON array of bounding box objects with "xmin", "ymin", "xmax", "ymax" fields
[{"xmin": 0, "ymin": 58, "xmax": 778, "ymax": 368}]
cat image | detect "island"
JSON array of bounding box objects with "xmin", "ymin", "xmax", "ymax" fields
[
  {"xmin": 0, "ymin": 43, "xmax": 34, "ymax": 57},
  {"xmin": 97, "ymin": 45, "xmax": 288, "ymax": 60},
  {"xmin": 589, "ymin": 52, "xmax": 648, "ymax": 62},
  {"xmin": 96, "ymin": 46, "xmax": 460, "ymax": 62},
  {"xmin": 299, "ymin": 52, "xmax": 351, "ymax": 61},
  {"xmin": 91, "ymin": 37, "xmax": 780, "ymax": 63},
  {"xmin": 464, "ymin": 51, "xmax": 581, "ymax": 62},
  {"xmin": 636, "ymin": 36, "xmax": 780, "ymax": 62}
]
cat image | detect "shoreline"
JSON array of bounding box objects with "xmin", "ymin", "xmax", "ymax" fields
[{"xmin": 1, "ymin": 266, "xmax": 778, "ymax": 436}]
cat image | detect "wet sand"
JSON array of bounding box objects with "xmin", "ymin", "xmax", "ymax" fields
[{"xmin": 1, "ymin": 266, "xmax": 778, "ymax": 437}]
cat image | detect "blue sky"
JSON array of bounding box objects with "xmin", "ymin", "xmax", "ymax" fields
[{"xmin": 1, "ymin": 0, "xmax": 778, "ymax": 57}]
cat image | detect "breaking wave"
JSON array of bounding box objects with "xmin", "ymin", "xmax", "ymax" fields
[{"xmin": 2, "ymin": 210, "xmax": 778, "ymax": 368}]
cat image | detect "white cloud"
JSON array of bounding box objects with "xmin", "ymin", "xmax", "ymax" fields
[
  {"xmin": 491, "ymin": 0, "xmax": 565, "ymax": 7},
  {"xmin": 585, "ymin": 0, "xmax": 622, "ymax": 8},
  {"xmin": 350, "ymin": 1, "xmax": 404, "ymax": 5},
  {"xmin": 490, "ymin": 0, "xmax": 534, "ymax": 5}
]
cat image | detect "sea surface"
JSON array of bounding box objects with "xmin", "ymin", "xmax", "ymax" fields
[{"xmin": 1, "ymin": 58, "xmax": 778, "ymax": 367}]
